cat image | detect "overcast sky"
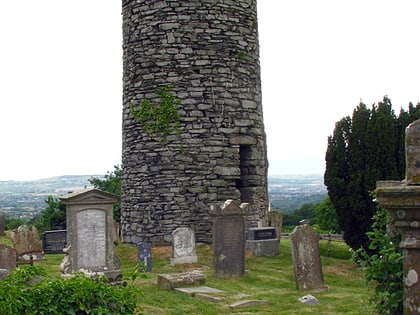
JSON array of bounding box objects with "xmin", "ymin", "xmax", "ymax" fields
[{"xmin": 1, "ymin": 1, "xmax": 419, "ymax": 181}]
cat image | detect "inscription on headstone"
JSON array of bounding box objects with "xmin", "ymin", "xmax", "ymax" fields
[
  {"xmin": 0, "ymin": 244, "xmax": 17, "ymax": 270},
  {"xmin": 246, "ymin": 227, "xmax": 279, "ymax": 257},
  {"xmin": 77, "ymin": 209, "xmax": 106, "ymax": 270},
  {"xmin": 0, "ymin": 212, "xmax": 5, "ymax": 236},
  {"xmin": 42, "ymin": 230, "xmax": 67, "ymax": 254},
  {"xmin": 290, "ymin": 224, "xmax": 325, "ymax": 291},
  {"xmin": 171, "ymin": 227, "xmax": 197, "ymax": 266},
  {"xmin": 211, "ymin": 200, "xmax": 246, "ymax": 278},
  {"xmin": 137, "ymin": 242, "xmax": 152, "ymax": 272}
]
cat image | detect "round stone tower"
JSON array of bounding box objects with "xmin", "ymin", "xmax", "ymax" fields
[{"xmin": 121, "ymin": 0, "xmax": 268, "ymax": 244}]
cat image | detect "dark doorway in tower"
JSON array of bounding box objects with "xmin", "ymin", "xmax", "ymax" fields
[{"xmin": 236, "ymin": 144, "xmax": 256, "ymax": 203}]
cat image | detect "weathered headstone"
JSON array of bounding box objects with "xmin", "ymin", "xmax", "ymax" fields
[
  {"xmin": 263, "ymin": 210, "xmax": 283, "ymax": 240},
  {"xmin": 60, "ymin": 189, "xmax": 121, "ymax": 281},
  {"xmin": 246, "ymin": 227, "xmax": 279, "ymax": 257},
  {"xmin": 0, "ymin": 212, "xmax": 5, "ymax": 236},
  {"xmin": 171, "ymin": 227, "xmax": 197, "ymax": 266},
  {"xmin": 290, "ymin": 224, "xmax": 325, "ymax": 291},
  {"xmin": 210, "ymin": 200, "xmax": 246, "ymax": 278},
  {"xmin": 0, "ymin": 244, "xmax": 17, "ymax": 270},
  {"xmin": 10, "ymin": 225, "xmax": 43, "ymax": 260},
  {"xmin": 42, "ymin": 230, "xmax": 67, "ymax": 254},
  {"xmin": 137, "ymin": 242, "xmax": 152, "ymax": 272}
]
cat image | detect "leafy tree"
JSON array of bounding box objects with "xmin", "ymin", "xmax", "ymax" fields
[
  {"xmin": 89, "ymin": 165, "xmax": 122, "ymax": 221},
  {"xmin": 34, "ymin": 195, "xmax": 66, "ymax": 232},
  {"xmin": 315, "ymin": 197, "xmax": 339, "ymax": 233},
  {"xmin": 282, "ymin": 203, "xmax": 317, "ymax": 227},
  {"xmin": 325, "ymin": 97, "xmax": 420, "ymax": 250}
]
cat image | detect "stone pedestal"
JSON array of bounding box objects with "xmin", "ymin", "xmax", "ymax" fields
[
  {"xmin": 375, "ymin": 118, "xmax": 420, "ymax": 314},
  {"xmin": 376, "ymin": 182, "xmax": 420, "ymax": 314}
]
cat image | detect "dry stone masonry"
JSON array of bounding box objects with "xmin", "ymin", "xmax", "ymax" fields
[{"xmin": 122, "ymin": 0, "xmax": 269, "ymax": 244}]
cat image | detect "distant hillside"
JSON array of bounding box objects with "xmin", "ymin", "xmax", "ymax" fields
[
  {"xmin": 268, "ymin": 174, "xmax": 327, "ymax": 213},
  {"xmin": 0, "ymin": 175, "xmax": 101, "ymax": 219},
  {"xmin": 0, "ymin": 174, "xmax": 327, "ymax": 219}
]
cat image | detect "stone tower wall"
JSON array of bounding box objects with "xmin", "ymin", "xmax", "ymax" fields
[{"xmin": 122, "ymin": 0, "xmax": 268, "ymax": 244}]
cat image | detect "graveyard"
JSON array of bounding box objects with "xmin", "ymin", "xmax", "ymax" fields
[{"xmin": 0, "ymin": 230, "xmax": 370, "ymax": 314}]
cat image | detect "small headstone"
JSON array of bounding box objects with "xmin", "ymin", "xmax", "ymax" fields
[
  {"xmin": 10, "ymin": 225, "xmax": 43, "ymax": 259},
  {"xmin": 0, "ymin": 244, "xmax": 17, "ymax": 269},
  {"xmin": 290, "ymin": 224, "xmax": 326, "ymax": 291},
  {"xmin": 137, "ymin": 242, "xmax": 152, "ymax": 272},
  {"xmin": 210, "ymin": 200, "xmax": 246, "ymax": 278},
  {"xmin": 248, "ymin": 227, "xmax": 276, "ymax": 240},
  {"xmin": 263, "ymin": 211, "xmax": 283, "ymax": 240},
  {"xmin": 298, "ymin": 294, "xmax": 319, "ymax": 305},
  {"xmin": 42, "ymin": 230, "xmax": 67, "ymax": 254},
  {"xmin": 0, "ymin": 212, "xmax": 5, "ymax": 236},
  {"xmin": 246, "ymin": 227, "xmax": 279, "ymax": 257},
  {"xmin": 171, "ymin": 227, "xmax": 197, "ymax": 266}
]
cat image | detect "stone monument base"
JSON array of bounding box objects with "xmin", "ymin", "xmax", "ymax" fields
[
  {"xmin": 170, "ymin": 255, "xmax": 198, "ymax": 266},
  {"xmin": 246, "ymin": 239, "xmax": 279, "ymax": 257},
  {"xmin": 61, "ymin": 269, "xmax": 122, "ymax": 282}
]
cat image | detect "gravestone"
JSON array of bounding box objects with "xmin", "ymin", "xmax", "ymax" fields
[
  {"xmin": 210, "ymin": 200, "xmax": 247, "ymax": 278},
  {"xmin": 137, "ymin": 242, "xmax": 152, "ymax": 272},
  {"xmin": 60, "ymin": 189, "xmax": 121, "ymax": 281},
  {"xmin": 0, "ymin": 244, "xmax": 17, "ymax": 270},
  {"xmin": 290, "ymin": 224, "xmax": 325, "ymax": 291},
  {"xmin": 42, "ymin": 230, "xmax": 67, "ymax": 254},
  {"xmin": 170, "ymin": 227, "xmax": 197, "ymax": 266},
  {"xmin": 246, "ymin": 227, "xmax": 279, "ymax": 257},
  {"xmin": 263, "ymin": 210, "xmax": 283, "ymax": 240},
  {"xmin": 10, "ymin": 225, "xmax": 43, "ymax": 260},
  {"xmin": 0, "ymin": 212, "xmax": 5, "ymax": 236}
]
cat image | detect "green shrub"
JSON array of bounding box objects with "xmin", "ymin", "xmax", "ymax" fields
[
  {"xmin": 0, "ymin": 266, "xmax": 143, "ymax": 315},
  {"xmin": 353, "ymin": 206, "xmax": 403, "ymax": 314}
]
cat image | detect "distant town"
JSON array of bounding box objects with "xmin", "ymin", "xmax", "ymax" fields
[{"xmin": 0, "ymin": 174, "xmax": 327, "ymax": 219}]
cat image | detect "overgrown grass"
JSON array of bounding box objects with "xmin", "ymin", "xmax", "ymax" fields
[{"xmin": 0, "ymin": 233, "xmax": 371, "ymax": 314}]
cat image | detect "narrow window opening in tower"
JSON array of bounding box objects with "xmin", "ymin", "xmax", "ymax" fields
[{"xmin": 237, "ymin": 144, "xmax": 256, "ymax": 203}]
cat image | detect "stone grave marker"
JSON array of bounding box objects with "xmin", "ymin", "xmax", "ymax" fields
[
  {"xmin": 246, "ymin": 227, "xmax": 279, "ymax": 256},
  {"xmin": 137, "ymin": 242, "xmax": 152, "ymax": 272},
  {"xmin": 171, "ymin": 227, "xmax": 197, "ymax": 266},
  {"xmin": 10, "ymin": 225, "xmax": 43, "ymax": 260},
  {"xmin": 0, "ymin": 212, "xmax": 5, "ymax": 236},
  {"xmin": 42, "ymin": 230, "xmax": 67, "ymax": 254},
  {"xmin": 263, "ymin": 210, "xmax": 283, "ymax": 240},
  {"xmin": 0, "ymin": 244, "xmax": 17, "ymax": 270},
  {"xmin": 60, "ymin": 188, "xmax": 121, "ymax": 281},
  {"xmin": 290, "ymin": 224, "xmax": 325, "ymax": 290},
  {"xmin": 210, "ymin": 199, "xmax": 246, "ymax": 278}
]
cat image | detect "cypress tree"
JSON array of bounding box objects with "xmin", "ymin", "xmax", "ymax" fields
[{"xmin": 325, "ymin": 97, "xmax": 420, "ymax": 250}]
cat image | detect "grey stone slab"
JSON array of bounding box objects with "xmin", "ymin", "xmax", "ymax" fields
[
  {"xmin": 229, "ymin": 300, "xmax": 269, "ymax": 309},
  {"xmin": 171, "ymin": 227, "xmax": 197, "ymax": 266},
  {"xmin": 174, "ymin": 286, "xmax": 224, "ymax": 295},
  {"xmin": 0, "ymin": 245, "xmax": 17, "ymax": 269}
]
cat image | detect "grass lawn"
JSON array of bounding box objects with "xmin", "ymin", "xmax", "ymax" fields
[{"xmin": 0, "ymin": 233, "xmax": 372, "ymax": 314}]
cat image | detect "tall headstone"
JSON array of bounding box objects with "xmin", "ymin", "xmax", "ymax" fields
[
  {"xmin": 290, "ymin": 224, "xmax": 325, "ymax": 291},
  {"xmin": 210, "ymin": 200, "xmax": 246, "ymax": 278},
  {"xmin": 0, "ymin": 212, "xmax": 5, "ymax": 236},
  {"xmin": 10, "ymin": 225, "xmax": 43, "ymax": 260},
  {"xmin": 121, "ymin": 0, "xmax": 269, "ymax": 245},
  {"xmin": 376, "ymin": 119, "xmax": 420, "ymax": 314},
  {"xmin": 171, "ymin": 227, "xmax": 197, "ymax": 266},
  {"xmin": 60, "ymin": 189, "xmax": 121, "ymax": 281}
]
